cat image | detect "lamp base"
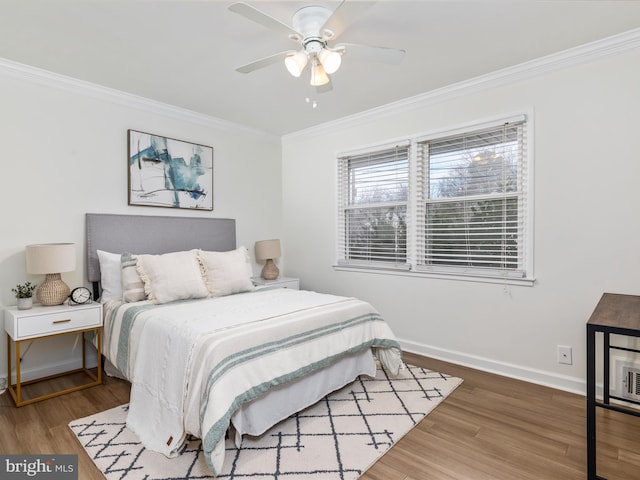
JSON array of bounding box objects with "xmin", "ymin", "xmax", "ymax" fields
[
  {"xmin": 261, "ymin": 259, "xmax": 280, "ymax": 280},
  {"xmin": 36, "ymin": 273, "xmax": 71, "ymax": 306}
]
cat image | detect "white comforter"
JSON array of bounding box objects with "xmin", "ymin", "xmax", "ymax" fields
[{"xmin": 102, "ymin": 288, "xmax": 402, "ymax": 476}]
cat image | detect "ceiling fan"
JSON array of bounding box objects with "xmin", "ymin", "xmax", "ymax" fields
[{"xmin": 228, "ymin": 1, "xmax": 405, "ymax": 91}]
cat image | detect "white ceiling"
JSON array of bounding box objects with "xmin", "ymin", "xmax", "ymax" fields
[{"xmin": 1, "ymin": 1, "xmax": 640, "ymax": 136}]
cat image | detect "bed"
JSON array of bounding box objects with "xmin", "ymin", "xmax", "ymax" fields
[{"xmin": 85, "ymin": 213, "xmax": 403, "ymax": 476}]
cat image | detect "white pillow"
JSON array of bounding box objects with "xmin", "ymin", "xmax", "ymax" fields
[
  {"xmin": 136, "ymin": 250, "xmax": 209, "ymax": 304},
  {"xmin": 199, "ymin": 247, "xmax": 255, "ymax": 297},
  {"xmin": 97, "ymin": 250, "xmax": 123, "ymax": 303}
]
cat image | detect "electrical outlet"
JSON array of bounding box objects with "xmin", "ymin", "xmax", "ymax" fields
[{"xmin": 558, "ymin": 345, "xmax": 573, "ymax": 365}]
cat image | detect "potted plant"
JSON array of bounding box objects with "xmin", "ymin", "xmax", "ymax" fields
[{"xmin": 12, "ymin": 281, "xmax": 37, "ymax": 310}]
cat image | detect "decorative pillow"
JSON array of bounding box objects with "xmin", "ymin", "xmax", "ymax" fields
[
  {"xmin": 136, "ymin": 250, "xmax": 209, "ymax": 304},
  {"xmin": 121, "ymin": 252, "xmax": 146, "ymax": 303},
  {"xmin": 198, "ymin": 246, "xmax": 255, "ymax": 297},
  {"xmin": 97, "ymin": 250, "xmax": 123, "ymax": 303}
]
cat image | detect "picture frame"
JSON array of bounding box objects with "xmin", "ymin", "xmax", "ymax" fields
[{"xmin": 127, "ymin": 129, "xmax": 214, "ymax": 210}]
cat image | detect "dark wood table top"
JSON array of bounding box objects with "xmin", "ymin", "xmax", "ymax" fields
[{"xmin": 587, "ymin": 293, "xmax": 640, "ymax": 332}]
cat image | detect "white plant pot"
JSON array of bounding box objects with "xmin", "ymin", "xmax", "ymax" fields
[{"xmin": 17, "ymin": 297, "xmax": 33, "ymax": 310}]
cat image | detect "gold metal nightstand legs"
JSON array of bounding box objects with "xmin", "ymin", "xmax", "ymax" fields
[{"xmin": 6, "ymin": 327, "xmax": 102, "ymax": 407}]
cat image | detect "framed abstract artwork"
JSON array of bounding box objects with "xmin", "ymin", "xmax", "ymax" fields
[{"xmin": 128, "ymin": 130, "xmax": 214, "ymax": 210}]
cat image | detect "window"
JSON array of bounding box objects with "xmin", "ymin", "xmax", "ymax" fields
[
  {"xmin": 337, "ymin": 116, "xmax": 532, "ymax": 283},
  {"xmin": 337, "ymin": 143, "xmax": 410, "ymax": 268}
]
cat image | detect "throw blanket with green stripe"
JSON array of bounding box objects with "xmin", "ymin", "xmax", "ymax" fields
[{"xmin": 102, "ymin": 288, "xmax": 402, "ymax": 476}]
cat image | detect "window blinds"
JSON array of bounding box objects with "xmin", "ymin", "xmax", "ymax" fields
[
  {"xmin": 336, "ymin": 116, "xmax": 530, "ymax": 281},
  {"xmin": 337, "ymin": 144, "xmax": 410, "ymax": 268},
  {"xmin": 417, "ymin": 121, "xmax": 528, "ymax": 277}
]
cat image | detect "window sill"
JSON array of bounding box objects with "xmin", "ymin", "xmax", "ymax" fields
[{"xmin": 332, "ymin": 265, "xmax": 536, "ymax": 287}]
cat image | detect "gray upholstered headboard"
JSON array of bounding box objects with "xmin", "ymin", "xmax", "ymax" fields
[{"xmin": 86, "ymin": 213, "xmax": 236, "ymax": 294}]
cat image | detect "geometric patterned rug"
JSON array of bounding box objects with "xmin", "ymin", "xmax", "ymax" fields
[{"xmin": 69, "ymin": 364, "xmax": 462, "ymax": 479}]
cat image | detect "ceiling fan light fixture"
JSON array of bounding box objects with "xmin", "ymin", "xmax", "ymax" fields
[
  {"xmin": 318, "ymin": 48, "xmax": 342, "ymax": 74},
  {"xmin": 228, "ymin": 2, "xmax": 405, "ymax": 94},
  {"xmin": 310, "ymin": 59, "xmax": 330, "ymax": 86},
  {"xmin": 285, "ymin": 50, "xmax": 308, "ymax": 77}
]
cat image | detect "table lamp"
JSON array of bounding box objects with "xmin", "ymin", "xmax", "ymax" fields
[
  {"xmin": 26, "ymin": 243, "xmax": 76, "ymax": 305},
  {"xmin": 255, "ymin": 239, "xmax": 281, "ymax": 280}
]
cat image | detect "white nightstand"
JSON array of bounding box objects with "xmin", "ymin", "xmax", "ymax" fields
[
  {"xmin": 252, "ymin": 276, "xmax": 300, "ymax": 290},
  {"xmin": 4, "ymin": 301, "xmax": 103, "ymax": 407}
]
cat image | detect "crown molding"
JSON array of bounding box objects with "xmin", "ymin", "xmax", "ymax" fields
[
  {"xmin": 3, "ymin": 26, "xmax": 639, "ymax": 144},
  {"xmin": 0, "ymin": 57, "xmax": 280, "ymax": 144},
  {"xmin": 284, "ymin": 27, "xmax": 640, "ymax": 141}
]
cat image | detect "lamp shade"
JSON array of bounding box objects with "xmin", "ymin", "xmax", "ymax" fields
[
  {"xmin": 26, "ymin": 243, "xmax": 76, "ymax": 305},
  {"xmin": 254, "ymin": 239, "xmax": 281, "ymax": 261},
  {"xmin": 310, "ymin": 60, "xmax": 330, "ymax": 86},
  {"xmin": 26, "ymin": 243, "xmax": 76, "ymax": 274},
  {"xmin": 318, "ymin": 48, "xmax": 341, "ymax": 74},
  {"xmin": 285, "ymin": 50, "xmax": 308, "ymax": 77}
]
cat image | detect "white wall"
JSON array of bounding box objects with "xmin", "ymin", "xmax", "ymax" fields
[
  {"xmin": 0, "ymin": 61, "xmax": 282, "ymax": 382},
  {"xmin": 3, "ymin": 34, "xmax": 639, "ymax": 395},
  {"xmin": 281, "ymin": 41, "xmax": 640, "ymax": 393}
]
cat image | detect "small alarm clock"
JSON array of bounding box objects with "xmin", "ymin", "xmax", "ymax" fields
[{"xmin": 69, "ymin": 286, "xmax": 92, "ymax": 305}]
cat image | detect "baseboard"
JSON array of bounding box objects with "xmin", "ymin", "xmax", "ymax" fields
[{"xmin": 399, "ymin": 338, "xmax": 586, "ymax": 395}]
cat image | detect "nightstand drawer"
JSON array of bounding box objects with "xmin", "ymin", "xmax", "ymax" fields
[{"xmin": 6, "ymin": 305, "xmax": 102, "ymax": 340}]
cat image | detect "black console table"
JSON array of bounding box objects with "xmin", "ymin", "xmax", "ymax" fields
[{"xmin": 587, "ymin": 293, "xmax": 640, "ymax": 480}]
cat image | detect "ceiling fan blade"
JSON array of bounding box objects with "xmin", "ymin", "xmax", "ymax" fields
[
  {"xmin": 229, "ymin": 2, "xmax": 300, "ymax": 37},
  {"xmin": 321, "ymin": 1, "xmax": 377, "ymax": 40},
  {"xmin": 336, "ymin": 43, "xmax": 405, "ymax": 64},
  {"xmin": 235, "ymin": 50, "xmax": 296, "ymax": 74}
]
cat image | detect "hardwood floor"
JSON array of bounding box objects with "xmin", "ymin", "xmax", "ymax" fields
[{"xmin": 1, "ymin": 353, "xmax": 639, "ymax": 479}]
